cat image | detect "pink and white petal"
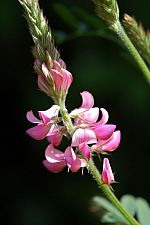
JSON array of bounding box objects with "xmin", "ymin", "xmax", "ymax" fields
[
  {"xmin": 93, "ymin": 124, "xmax": 116, "ymax": 140},
  {"xmin": 80, "ymin": 158, "xmax": 87, "ymax": 168},
  {"xmin": 43, "ymin": 160, "xmax": 66, "ymax": 173},
  {"xmin": 26, "ymin": 110, "xmax": 41, "ymax": 123},
  {"xmin": 80, "ymin": 107, "xmax": 99, "ymax": 124},
  {"xmin": 70, "ymin": 108, "xmax": 88, "ymax": 117},
  {"xmin": 69, "ymin": 157, "xmax": 87, "ymax": 171},
  {"xmin": 101, "ymin": 130, "xmax": 121, "ymax": 152},
  {"xmin": 79, "ymin": 143, "xmax": 91, "ymax": 161},
  {"xmin": 26, "ymin": 124, "xmax": 50, "ymax": 140},
  {"xmin": 45, "ymin": 144, "xmax": 64, "ymax": 163},
  {"xmin": 50, "ymin": 69, "xmax": 63, "ymax": 91},
  {"xmin": 42, "ymin": 63, "xmax": 49, "ymax": 78},
  {"xmin": 38, "ymin": 105, "xmax": 60, "ymax": 124},
  {"xmin": 64, "ymin": 147, "xmax": 77, "ymax": 165},
  {"xmin": 47, "ymin": 131, "xmax": 62, "ymax": 147},
  {"xmin": 91, "ymin": 139, "xmax": 107, "ymax": 151},
  {"xmin": 72, "ymin": 128, "xmax": 97, "ymax": 146},
  {"xmin": 94, "ymin": 108, "xmax": 109, "ymax": 126},
  {"xmin": 80, "ymin": 91, "xmax": 94, "ymax": 109},
  {"xmin": 37, "ymin": 74, "xmax": 49, "ymax": 94},
  {"xmin": 61, "ymin": 68, "xmax": 73, "ymax": 92},
  {"xmin": 102, "ymin": 170, "xmax": 111, "ymax": 185},
  {"xmin": 102, "ymin": 158, "xmax": 114, "ymax": 184}
]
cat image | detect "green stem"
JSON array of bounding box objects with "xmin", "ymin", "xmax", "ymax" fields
[
  {"xmin": 88, "ymin": 158, "xmax": 140, "ymax": 225},
  {"xmin": 116, "ymin": 21, "xmax": 150, "ymax": 84},
  {"xmin": 58, "ymin": 100, "xmax": 75, "ymax": 136},
  {"xmin": 59, "ymin": 102, "xmax": 140, "ymax": 225}
]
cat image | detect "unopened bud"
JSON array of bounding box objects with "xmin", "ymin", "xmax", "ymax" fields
[{"xmin": 92, "ymin": 0, "xmax": 119, "ymax": 32}]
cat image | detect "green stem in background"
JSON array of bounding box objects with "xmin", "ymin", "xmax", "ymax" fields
[
  {"xmin": 59, "ymin": 102, "xmax": 140, "ymax": 225},
  {"xmin": 116, "ymin": 21, "xmax": 150, "ymax": 84}
]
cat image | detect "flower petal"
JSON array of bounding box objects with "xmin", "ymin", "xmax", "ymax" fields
[
  {"xmin": 102, "ymin": 158, "xmax": 114, "ymax": 185},
  {"xmin": 79, "ymin": 143, "xmax": 91, "ymax": 161},
  {"xmin": 26, "ymin": 124, "xmax": 50, "ymax": 140},
  {"xmin": 72, "ymin": 128, "xmax": 97, "ymax": 146},
  {"xmin": 37, "ymin": 74, "xmax": 50, "ymax": 95},
  {"xmin": 42, "ymin": 63, "xmax": 49, "ymax": 78},
  {"xmin": 26, "ymin": 110, "xmax": 41, "ymax": 123},
  {"xmin": 93, "ymin": 124, "xmax": 116, "ymax": 140},
  {"xmin": 60, "ymin": 68, "xmax": 73, "ymax": 92},
  {"xmin": 80, "ymin": 91, "xmax": 94, "ymax": 109},
  {"xmin": 38, "ymin": 105, "xmax": 60, "ymax": 124},
  {"xmin": 50, "ymin": 69, "xmax": 63, "ymax": 91},
  {"xmin": 53, "ymin": 60, "xmax": 61, "ymax": 71},
  {"xmin": 43, "ymin": 160, "xmax": 66, "ymax": 173},
  {"xmin": 101, "ymin": 130, "xmax": 121, "ymax": 152},
  {"xmin": 94, "ymin": 108, "xmax": 109, "ymax": 126},
  {"xmin": 64, "ymin": 147, "xmax": 82, "ymax": 172},
  {"xmin": 45, "ymin": 144, "xmax": 64, "ymax": 163},
  {"xmin": 64, "ymin": 146, "xmax": 76, "ymax": 165},
  {"xmin": 78, "ymin": 107, "xmax": 99, "ymax": 125},
  {"xmin": 47, "ymin": 131, "xmax": 62, "ymax": 147}
]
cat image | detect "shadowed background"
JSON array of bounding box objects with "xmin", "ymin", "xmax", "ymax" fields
[{"xmin": 1, "ymin": 0, "xmax": 150, "ymax": 225}]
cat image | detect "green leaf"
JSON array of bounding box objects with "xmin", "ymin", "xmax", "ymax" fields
[
  {"xmin": 120, "ymin": 195, "xmax": 136, "ymax": 216},
  {"xmin": 102, "ymin": 214, "xmax": 125, "ymax": 224},
  {"xmin": 53, "ymin": 3, "xmax": 80, "ymax": 30},
  {"xmin": 92, "ymin": 196, "xmax": 129, "ymax": 224},
  {"xmin": 136, "ymin": 197, "xmax": 150, "ymax": 225}
]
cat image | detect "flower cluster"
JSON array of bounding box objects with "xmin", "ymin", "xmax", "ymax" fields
[
  {"xmin": 34, "ymin": 57, "xmax": 73, "ymax": 100},
  {"xmin": 26, "ymin": 60, "xmax": 120, "ymax": 185}
]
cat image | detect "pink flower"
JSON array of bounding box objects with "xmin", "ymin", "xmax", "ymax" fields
[
  {"xmin": 70, "ymin": 91, "xmax": 121, "ymax": 153},
  {"xmin": 43, "ymin": 145, "xmax": 87, "ymax": 173},
  {"xmin": 91, "ymin": 130, "xmax": 121, "ymax": 152},
  {"xmin": 71, "ymin": 128, "xmax": 97, "ymax": 146},
  {"xmin": 101, "ymin": 158, "xmax": 114, "ymax": 185},
  {"xmin": 43, "ymin": 144, "xmax": 66, "ymax": 173},
  {"xmin": 78, "ymin": 142, "xmax": 91, "ymax": 161},
  {"xmin": 70, "ymin": 91, "xmax": 94, "ymax": 117},
  {"xmin": 47, "ymin": 125, "xmax": 63, "ymax": 147},
  {"xmin": 38, "ymin": 74, "xmax": 51, "ymax": 96},
  {"xmin": 26, "ymin": 105, "xmax": 60, "ymax": 140},
  {"xmin": 92, "ymin": 124, "xmax": 116, "ymax": 140},
  {"xmin": 64, "ymin": 147, "xmax": 87, "ymax": 172}
]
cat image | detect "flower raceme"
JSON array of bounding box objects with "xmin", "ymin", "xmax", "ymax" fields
[{"xmin": 26, "ymin": 91, "xmax": 121, "ymax": 174}]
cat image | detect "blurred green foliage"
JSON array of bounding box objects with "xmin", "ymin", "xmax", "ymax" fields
[{"xmin": 1, "ymin": 1, "xmax": 150, "ymax": 225}]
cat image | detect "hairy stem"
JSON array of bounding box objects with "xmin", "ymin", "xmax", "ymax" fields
[
  {"xmin": 88, "ymin": 158, "xmax": 140, "ymax": 225},
  {"xmin": 116, "ymin": 21, "xmax": 150, "ymax": 84},
  {"xmin": 59, "ymin": 102, "xmax": 140, "ymax": 225}
]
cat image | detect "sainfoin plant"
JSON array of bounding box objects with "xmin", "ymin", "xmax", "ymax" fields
[{"xmin": 19, "ymin": 0, "xmax": 150, "ymax": 225}]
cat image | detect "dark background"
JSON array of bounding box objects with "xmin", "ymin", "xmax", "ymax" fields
[{"xmin": 1, "ymin": 0, "xmax": 150, "ymax": 225}]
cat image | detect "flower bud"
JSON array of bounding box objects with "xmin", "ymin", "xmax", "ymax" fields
[{"xmin": 102, "ymin": 158, "xmax": 114, "ymax": 185}]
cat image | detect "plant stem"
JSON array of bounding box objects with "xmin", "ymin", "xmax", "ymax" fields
[
  {"xmin": 59, "ymin": 102, "xmax": 140, "ymax": 225},
  {"xmin": 116, "ymin": 21, "xmax": 150, "ymax": 84},
  {"xmin": 88, "ymin": 158, "xmax": 140, "ymax": 225}
]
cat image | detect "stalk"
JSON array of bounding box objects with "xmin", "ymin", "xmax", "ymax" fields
[
  {"xmin": 59, "ymin": 102, "xmax": 140, "ymax": 225},
  {"xmin": 116, "ymin": 21, "xmax": 150, "ymax": 84}
]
